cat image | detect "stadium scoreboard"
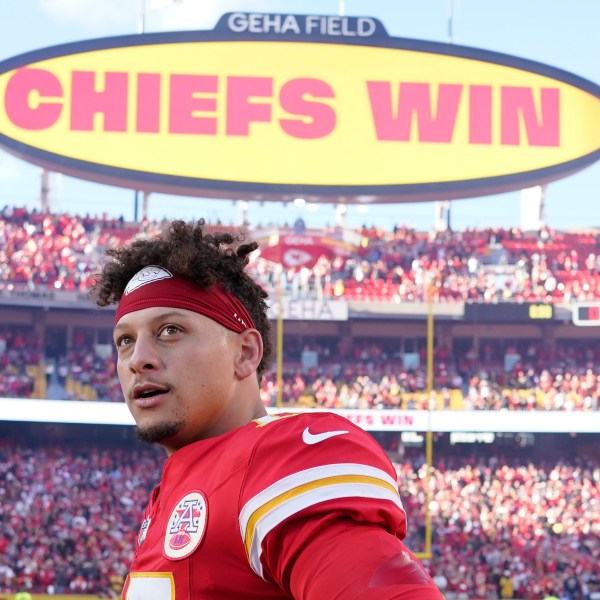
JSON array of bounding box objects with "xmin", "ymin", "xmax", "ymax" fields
[
  {"xmin": 572, "ymin": 303, "xmax": 600, "ymax": 326},
  {"xmin": 464, "ymin": 302, "xmax": 554, "ymax": 322}
]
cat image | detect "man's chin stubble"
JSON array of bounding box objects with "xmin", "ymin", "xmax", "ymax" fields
[{"xmin": 135, "ymin": 420, "xmax": 184, "ymax": 445}]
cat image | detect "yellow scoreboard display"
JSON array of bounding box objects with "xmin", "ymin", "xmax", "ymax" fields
[
  {"xmin": 465, "ymin": 302, "xmax": 554, "ymax": 322},
  {"xmin": 572, "ymin": 303, "xmax": 600, "ymax": 326},
  {"xmin": 528, "ymin": 304, "xmax": 553, "ymax": 320}
]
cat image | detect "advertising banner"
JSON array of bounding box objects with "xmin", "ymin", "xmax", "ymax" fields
[{"xmin": 0, "ymin": 12, "xmax": 598, "ymax": 202}]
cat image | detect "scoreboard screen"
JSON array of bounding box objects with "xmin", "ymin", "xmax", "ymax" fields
[{"xmin": 464, "ymin": 302, "xmax": 554, "ymax": 322}]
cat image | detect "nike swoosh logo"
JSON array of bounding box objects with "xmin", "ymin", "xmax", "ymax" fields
[{"xmin": 302, "ymin": 427, "xmax": 350, "ymax": 445}]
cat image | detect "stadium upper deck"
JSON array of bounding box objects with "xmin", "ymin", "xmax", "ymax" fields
[
  {"xmin": 1, "ymin": 206, "xmax": 599, "ymax": 303},
  {"xmin": 0, "ymin": 207, "xmax": 599, "ymax": 415}
]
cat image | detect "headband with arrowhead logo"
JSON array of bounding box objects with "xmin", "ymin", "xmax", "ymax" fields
[{"xmin": 115, "ymin": 265, "xmax": 256, "ymax": 333}]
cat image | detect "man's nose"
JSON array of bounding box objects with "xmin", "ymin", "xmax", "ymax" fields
[{"xmin": 128, "ymin": 335, "xmax": 160, "ymax": 374}]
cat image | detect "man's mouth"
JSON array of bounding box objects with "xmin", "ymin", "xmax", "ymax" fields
[
  {"xmin": 132, "ymin": 384, "xmax": 170, "ymax": 405},
  {"xmin": 137, "ymin": 389, "xmax": 165, "ymax": 399}
]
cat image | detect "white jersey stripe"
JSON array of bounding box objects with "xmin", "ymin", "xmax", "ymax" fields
[
  {"xmin": 246, "ymin": 482, "xmax": 404, "ymax": 578},
  {"xmin": 240, "ymin": 462, "xmax": 399, "ymax": 536},
  {"xmin": 244, "ymin": 473, "xmax": 399, "ymax": 554},
  {"xmin": 239, "ymin": 463, "xmax": 404, "ymax": 579}
]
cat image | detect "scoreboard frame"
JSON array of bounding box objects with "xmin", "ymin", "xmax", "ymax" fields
[{"xmin": 572, "ymin": 303, "xmax": 600, "ymax": 326}]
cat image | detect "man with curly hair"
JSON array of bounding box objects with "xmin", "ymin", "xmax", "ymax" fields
[{"xmin": 92, "ymin": 219, "xmax": 442, "ymax": 600}]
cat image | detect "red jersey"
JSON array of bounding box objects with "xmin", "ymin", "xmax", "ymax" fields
[{"xmin": 122, "ymin": 412, "xmax": 439, "ymax": 600}]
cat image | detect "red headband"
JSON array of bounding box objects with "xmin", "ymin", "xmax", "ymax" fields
[{"xmin": 114, "ymin": 265, "xmax": 256, "ymax": 333}]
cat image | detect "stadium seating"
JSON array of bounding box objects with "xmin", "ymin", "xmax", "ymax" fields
[
  {"xmin": 0, "ymin": 207, "xmax": 598, "ymax": 599},
  {"xmin": 396, "ymin": 454, "xmax": 599, "ymax": 599},
  {"xmin": 0, "ymin": 442, "xmax": 597, "ymax": 598},
  {"xmin": 1, "ymin": 206, "xmax": 599, "ymax": 412},
  {"xmin": 1, "ymin": 207, "xmax": 600, "ymax": 302},
  {"xmin": 1, "ymin": 324, "xmax": 598, "ymax": 410}
]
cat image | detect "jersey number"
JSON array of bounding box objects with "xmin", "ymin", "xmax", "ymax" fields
[{"xmin": 123, "ymin": 572, "xmax": 175, "ymax": 599}]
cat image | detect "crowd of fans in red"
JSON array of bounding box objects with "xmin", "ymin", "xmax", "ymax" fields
[
  {"xmin": 2, "ymin": 207, "xmax": 599, "ymax": 410},
  {"xmin": 0, "ymin": 441, "xmax": 597, "ymax": 599},
  {"xmin": 1, "ymin": 207, "xmax": 598, "ymax": 598},
  {"xmin": 1, "ymin": 207, "xmax": 600, "ymax": 411},
  {"xmin": 1, "ymin": 206, "xmax": 599, "ymax": 302},
  {"xmin": 0, "ymin": 443, "xmax": 160, "ymax": 597},
  {"xmin": 399, "ymin": 453, "xmax": 599, "ymax": 600},
  {"xmin": 0, "ymin": 329, "xmax": 43, "ymax": 399},
  {"xmin": 261, "ymin": 339, "xmax": 600, "ymax": 412},
  {"xmin": 1, "ymin": 325, "xmax": 599, "ymax": 411},
  {"xmin": 253, "ymin": 224, "xmax": 600, "ymax": 305},
  {"xmin": 0, "ymin": 206, "xmax": 133, "ymax": 293}
]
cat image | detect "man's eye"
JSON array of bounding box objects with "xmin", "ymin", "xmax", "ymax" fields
[
  {"xmin": 160, "ymin": 325, "xmax": 181, "ymax": 337},
  {"xmin": 116, "ymin": 335, "xmax": 133, "ymax": 347}
]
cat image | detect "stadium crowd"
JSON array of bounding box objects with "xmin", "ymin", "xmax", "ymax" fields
[
  {"xmin": 1, "ymin": 207, "xmax": 598, "ymax": 598},
  {"xmin": 0, "ymin": 329, "xmax": 43, "ymax": 399},
  {"xmin": 253, "ymin": 224, "xmax": 600, "ymax": 305},
  {"xmin": 1, "ymin": 324, "xmax": 599, "ymax": 410},
  {"xmin": 1, "ymin": 206, "xmax": 599, "ymax": 303},
  {"xmin": 0, "ymin": 442, "xmax": 597, "ymax": 599},
  {"xmin": 0, "ymin": 442, "xmax": 161, "ymax": 597},
  {"xmin": 262, "ymin": 339, "xmax": 600, "ymax": 411},
  {"xmin": 399, "ymin": 453, "xmax": 600, "ymax": 600}
]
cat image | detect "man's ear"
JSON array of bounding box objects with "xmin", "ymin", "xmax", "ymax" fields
[{"xmin": 234, "ymin": 329, "xmax": 263, "ymax": 381}]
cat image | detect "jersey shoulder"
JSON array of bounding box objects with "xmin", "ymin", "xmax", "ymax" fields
[
  {"xmin": 240, "ymin": 411, "xmax": 406, "ymax": 578},
  {"xmin": 247, "ymin": 410, "xmax": 396, "ymax": 482},
  {"xmin": 251, "ymin": 410, "xmax": 389, "ymax": 459}
]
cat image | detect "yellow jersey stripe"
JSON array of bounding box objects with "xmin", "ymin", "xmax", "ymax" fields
[
  {"xmin": 245, "ymin": 482, "xmax": 404, "ymax": 578},
  {"xmin": 243, "ymin": 473, "xmax": 398, "ymax": 554}
]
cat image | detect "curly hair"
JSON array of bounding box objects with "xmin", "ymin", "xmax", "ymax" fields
[{"xmin": 90, "ymin": 219, "xmax": 272, "ymax": 379}]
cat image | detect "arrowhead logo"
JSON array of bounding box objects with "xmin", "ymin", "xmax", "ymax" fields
[
  {"xmin": 124, "ymin": 265, "xmax": 173, "ymax": 295},
  {"xmin": 283, "ymin": 249, "xmax": 313, "ymax": 267},
  {"xmin": 164, "ymin": 491, "xmax": 208, "ymax": 561},
  {"xmin": 302, "ymin": 427, "xmax": 349, "ymax": 445}
]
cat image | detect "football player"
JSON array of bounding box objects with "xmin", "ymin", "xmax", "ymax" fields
[{"xmin": 92, "ymin": 219, "xmax": 443, "ymax": 600}]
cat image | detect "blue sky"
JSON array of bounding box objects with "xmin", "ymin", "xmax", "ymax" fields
[{"xmin": 0, "ymin": 0, "xmax": 598, "ymax": 231}]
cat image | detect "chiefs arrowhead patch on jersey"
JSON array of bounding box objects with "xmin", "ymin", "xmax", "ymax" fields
[{"xmin": 164, "ymin": 491, "xmax": 208, "ymax": 560}]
